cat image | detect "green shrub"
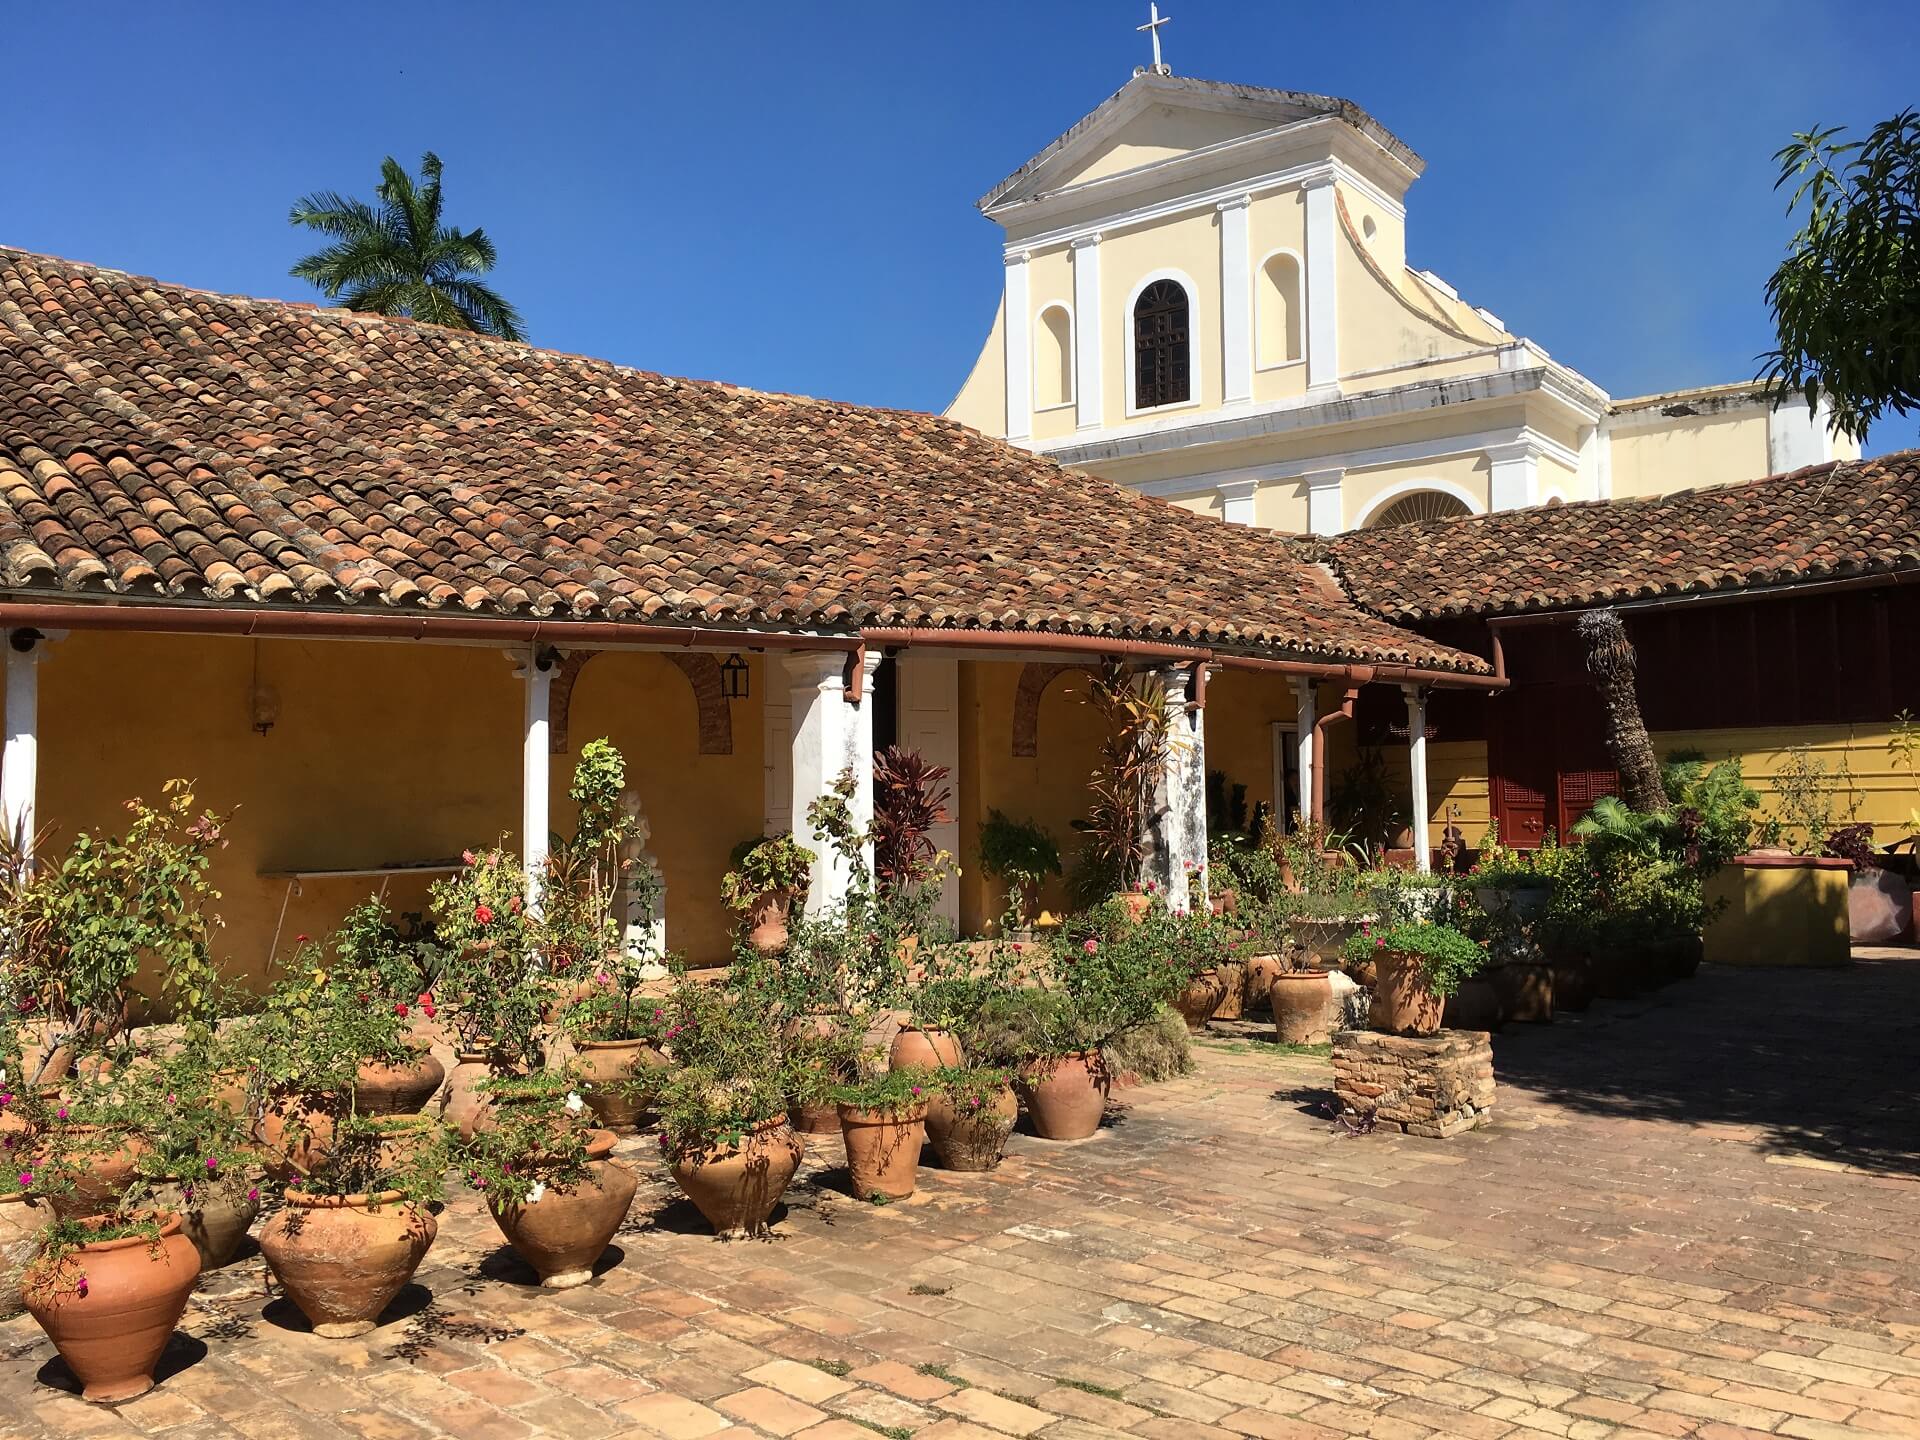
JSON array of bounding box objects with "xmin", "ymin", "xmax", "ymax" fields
[{"xmin": 1343, "ymin": 920, "xmax": 1486, "ymax": 998}]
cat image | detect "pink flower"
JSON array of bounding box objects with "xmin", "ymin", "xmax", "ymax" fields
[
  {"xmin": 206, "ymin": 1156, "xmax": 219, "ymax": 1173},
  {"xmin": 910, "ymin": 1086, "xmax": 923, "ymax": 1097},
  {"xmin": 1083, "ymin": 939, "xmax": 1098, "ymax": 955},
  {"xmin": 15, "ymin": 1171, "xmax": 30, "ymax": 1189},
  {"xmin": 295, "ymin": 933, "xmax": 310, "ymax": 944},
  {"xmin": 75, "ymin": 1276, "xmax": 87, "ymax": 1298},
  {"xmin": 55, "ymin": 1106, "xmax": 67, "ymax": 1121},
  {"xmin": 462, "ymin": 849, "xmax": 477, "ymax": 865},
  {"xmin": 509, "ymin": 895, "xmax": 523, "ymax": 916},
  {"xmin": 247, "ymin": 1186, "xmax": 259, "ymax": 1203}
]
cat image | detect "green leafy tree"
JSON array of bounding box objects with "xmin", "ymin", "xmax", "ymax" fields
[
  {"xmin": 1762, "ymin": 110, "xmax": 1920, "ymax": 436},
  {"xmin": 289, "ymin": 152, "xmax": 526, "ymax": 341}
]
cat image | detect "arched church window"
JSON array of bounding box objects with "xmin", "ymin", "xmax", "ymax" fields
[
  {"xmin": 1035, "ymin": 305, "xmax": 1073, "ymax": 409},
  {"xmin": 1368, "ymin": 491, "xmax": 1474, "ymax": 528},
  {"xmin": 1258, "ymin": 253, "xmax": 1302, "ymax": 367},
  {"xmin": 1133, "ymin": 280, "xmax": 1190, "ymax": 409}
]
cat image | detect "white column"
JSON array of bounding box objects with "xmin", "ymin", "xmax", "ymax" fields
[
  {"xmin": 1071, "ymin": 234, "xmax": 1103, "ymax": 431},
  {"xmin": 1218, "ymin": 194, "xmax": 1253, "ymax": 406},
  {"xmin": 1003, "ymin": 250, "xmax": 1032, "ymax": 444},
  {"xmin": 1291, "ymin": 677, "xmax": 1317, "ymax": 832},
  {"xmin": 1217, "ymin": 477, "xmax": 1257, "ymax": 527},
  {"xmin": 518, "ymin": 646, "xmax": 554, "ymax": 917},
  {"xmin": 1487, "ymin": 438, "xmax": 1540, "ymax": 511},
  {"xmin": 1304, "ymin": 467, "xmax": 1345, "ymax": 536},
  {"xmin": 1302, "ymin": 173, "xmax": 1341, "ymax": 397},
  {"xmin": 784, "ymin": 651, "xmax": 874, "ymax": 919},
  {"xmin": 3, "ymin": 633, "xmax": 40, "ymax": 861},
  {"xmin": 1141, "ymin": 665, "xmax": 1208, "ymax": 913},
  {"xmin": 1404, "ymin": 685, "xmax": 1431, "ymax": 874}
]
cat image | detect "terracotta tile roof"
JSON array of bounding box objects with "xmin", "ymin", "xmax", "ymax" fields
[
  {"xmin": 0, "ymin": 248, "xmax": 1483, "ymax": 673},
  {"xmin": 1317, "ymin": 452, "xmax": 1920, "ymax": 622}
]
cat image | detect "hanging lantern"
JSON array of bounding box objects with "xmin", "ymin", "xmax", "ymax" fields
[{"xmin": 719, "ymin": 652, "xmax": 749, "ymax": 700}]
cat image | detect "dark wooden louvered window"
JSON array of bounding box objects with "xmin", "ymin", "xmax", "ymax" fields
[{"xmin": 1133, "ymin": 280, "xmax": 1191, "ymax": 409}]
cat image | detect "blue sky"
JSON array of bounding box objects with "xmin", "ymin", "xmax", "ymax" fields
[{"xmin": 5, "ymin": 2, "xmax": 1916, "ymax": 454}]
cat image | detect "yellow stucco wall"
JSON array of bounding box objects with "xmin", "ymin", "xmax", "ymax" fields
[
  {"xmin": 1098, "ymin": 209, "xmax": 1221, "ymax": 424},
  {"xmin": 12, "ymin": 631, "xmax": 766, "ymax": 997},
  {"xmin": 945, "ymin": 295, "xmax": 1005, "ymax": 436},
  {"xmin": 1703, "ymin": 860, "xmax": 1852, "ymax": 967},
  {"xmin": 1608, "ymin": 411, "xmax": 1771, "ymax": 498}
]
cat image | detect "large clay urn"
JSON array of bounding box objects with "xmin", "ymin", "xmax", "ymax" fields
[
  {"xmin": 352, "ymin": 1049, "xmax": 446, "ymax": 1116},
  {"xmin": 1491, "ymin": 963, "xmax": 1554, "ymax": 1024},
  {"xmin": 575, "ymin": 1039, "xmax": 668, "ymax": 1130},
  {"xmin": 926, "ymin": 1083, "xmax": 1018, "ymax": 1171},
  {"xmin": 48, "ymin": 1128, "xmax": 152, "ymax": 1220},
  {"xmin": 442, "ymin": 1053, "xmax": 499, "ymax": 1140},
  {"xmin": 838, "ymin": 1102, "xmax": 929, "ymax": 1201},
  {"xmin": 888, "ymin": 1026, "xmax": 963, "ymax": 1072},
  {"xmin": 1369, "ymin": 951, "xmax": 1445, "ymax": 1037},
  {"xmin": 668, "ymin": 1118, "xmax": 804, "ymax": 1236},
  {"xmin": 1, "ymin": 1188, "xmax": 54, "ymax": 1319},
  {"xmin": 1172, "ymin": 970, "xmax": 1227, "ymax": 1032},
  {"xmin": 1018, "ymin": 1052, "xmax": 1109, "ymax": 1140},
  {"xmin": 1442, "ymin": 978, "xmax": 1504, "ymax": 1032},
  {"xmin": 1269, "ymin": 970, "xmax": 1337, "ymax": 1045},
  {"xmin": 747, "ymin": 890, "xmax": 795, "ymax": 956},
  {"xmin": 1242, "ymin": 954, "xmax": 1284, "ymax": 1013},
  {"xmin": 23, "ymin": 1211, "xmax": 201, "ymax": 1403},
  {"xmin": 259, "ymin": 1190, "xmax": 437, "ymax": 1338},
  {"xmin": 488, "ymin": 1129, "xmax": 637, "ymax": 1288},
  {"xmin": 1550, "ymin": 958, "xmax": 1594, "ymax": 1013},
  {"xmin": 1213, "ymin": 962, "xmax": 1247, "ymax": 1021},
  {"xmin": 148, "ymin": 1173, "xmax": 261, "ymax": 1271},
  {"xmin": 255, "ymin": 1092, "xmax": 338, "ymax": 1183}
]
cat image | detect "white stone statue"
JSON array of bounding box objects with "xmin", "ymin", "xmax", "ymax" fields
[{"xmin": 618, "ymin": 788, "xmax": 668, "ymax": 978}]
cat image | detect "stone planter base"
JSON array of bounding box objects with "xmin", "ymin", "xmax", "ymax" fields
[{"xmin": 1332, "ymin": 1029, "xmax": 1495, "ymax": 1139}]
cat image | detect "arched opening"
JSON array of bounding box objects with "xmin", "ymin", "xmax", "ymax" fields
[
  {"xmin": 1367, "ymin": 490, "xmax": 1475, "ymax": 529},
  {"xmin": 1034, "ymin": 305, "xmax": 1073, "ymax": 409},
  {"xmin": 1133, "ymin": 279, "xmax": 1191, "ymax": 409},
  {"xmin": 1258, "ymin": 252, "xmax": 1302, "ymax": 367}
]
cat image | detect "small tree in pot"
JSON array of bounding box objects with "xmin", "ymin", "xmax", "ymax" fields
[
  {"xmin": 835, "ymin": 1063, "xmax": 932, "ymax": 1203},
  {"xmin": 1344, "ymin": 920, "xmax": 1486, "ymax": 1036},
  {"xmin": 722, "ymin": 836, "xmax": 816, "ymax": 956}
]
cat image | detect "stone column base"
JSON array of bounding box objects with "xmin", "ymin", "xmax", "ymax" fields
[{"xmin": 1332, "ymin": 1029, "xmax": 1495, "ymax": 1138}]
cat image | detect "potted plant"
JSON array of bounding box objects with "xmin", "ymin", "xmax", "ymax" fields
[
  {"xmin": 872, "ymin": 744, "xmax": 953, "ymax": 918},
  {"xmin": 1469, "ymin": 823, "xmax": 1556, "ymax": 923},
  {"xmin": 835, "ymin": 1066, "xmax": 931, "ymax": 1202},
  {"xmin": 924, "ymin": 1064, "xmax": 1017, "ymax": 1171},
  {"xmin": 978, "ymin": 810, "xmax": 1061, "ymax": 933},
  {"xmin": 1345, "ymin": 920, "xmax": 1486, "ymax": 1036},
  {"xmin": 1285, "ymin": 890, "xmax": 1378, "ymax": 974},
  {"xmin": 563, "ymin": 964, "xmax": 672, "ymax": 1131},
  {"xmin": 892, "ymin": 939, "xmax": 1016, "ymax": 1072},
  {"xmin": 656, "ymin": 982, "xmax": 804, "ymax": 1237},
  {"xmin": 22, "ymin": 1209, "xmax": 201, "ymax": 1402},
  {"xmin": 459, "ymin": 1071, "xmax": 637, "ymax": 1289},
  {"xmin": 722, "ymin": 836, "xmax": 816, "ymax": 955},
  {"xmin": 1161, "ymin": 905, "xmax": 1234, "ymax": 1033},
  {"xmin": 1076, "ymin": 666, "xmax": 1187, "ymax": 915},
  {"xmin": 258, "ymin": 1111, "xmax": 442, "ymax": 1338},
  {"xmin": 118, "ymin": 1051, "xmax": 261, "ymax": 1272}
]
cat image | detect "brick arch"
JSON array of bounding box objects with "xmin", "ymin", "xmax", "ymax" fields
[
  {"xmin": 1012, "ymin": 661, "xmax": 1096, "ymax": 758},
  {"xmin": 549, "ymin": 650, "xmax": 733, "ymax": 756}
]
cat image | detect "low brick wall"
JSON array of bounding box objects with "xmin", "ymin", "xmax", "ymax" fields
[{"xmin": 1332, "ymin": 1029, "xmax": 1495, "ymax": 1138}]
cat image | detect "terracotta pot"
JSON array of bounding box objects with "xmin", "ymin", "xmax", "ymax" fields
[
  {"xmin": 787, "ymin": 1098, "xmax": 841, "ymax": 1135},
  {"xmin": 747, "ymin": 889, "xmax": 795, "ymax": 956},
  {"xmin": 1, "ymin": 1188, "xmax": 54, "ymax": 1319},
  {"xmin": 488, "ymin": 1129, "xmax": 637, "ymax": 1289},
  {"xmin": 669, "ymin": 1117, "xmax": 805, "ymax": 1236},
  {"xmin": 1655, "ymin": 933, "xmax": 1704, "ymax": 981},
  {"xmin": 370, "ymin": 1113, "xmax": 444, "ymax": 1176},
  {"xmin": 838, "ymin": 1102, "xmax": 928, "ymax": 1201},
  {"xmin": 926, "ymin": 1084, "xmax": 1017, "ymax": 1171},
  {"xmin": 1343, "ymin": 954, "xmax": 1379, "ymax": 989},
  {"xmin": 1287, "ymin": 913, "xmax": 1372, "ymax": 969},
  {"xmin": 258, "ymin": 1190, "xmax": 437, "ymax": 1338},
  {"xmin": 1369, "ymin": 951, "xmax": 1445, "ymax": 1037},
  {"xmin": 443, "ymin": 1053, "xmax": 498, "ymax": 1139},
  {"xmin": 1589, "ymin": 947, "xmax": 1640, "ymax": 1000},
  {"xmin": 1018, "ymin": 1052, "xmax": 1109, "ymax": 1140},
  {"xmin": 1113, "ymin": 892, "xmax": 1153, "ymax": 923},
  {"xmin": 1242, "ymin": 954, "xmax": 1284, "ymax": 1013},
  {"xmin": 575, "ymin": 1038, "xmax": 668, "ymax": 1130},
  {"xmin": 20, "ymin": 1029, "xmax": 75, "ymax": 1089},
  {"xmin": 24, "ymin": 1211, "xmax": 200, "ymax": 1403},
  {"xmin": 1491, "ymin": 963, "xmax": 1554, "ymax": 1024},
  {"xmin": 1550, "ymin": 958, "xmax": 1594, "ymax": 1013},
  {"xmin": 1213, "ymin": 961, "xmax": 1246, "ymax": 1021},
  {"xmin": 255, "ymin": 1093, "xmax": 338, "ymax": 1183},
  {"xmin": 1172, "ymin": 970, "xmax": 1227, "ymax": 1032},
  {"xmin": 1442, "ymin": 977, "xmax": 1504, "ymax": 1031},
  {"xmin": 208, "ymin": 1067, "xmax": 251, "ymax": 1117},
  {"xmin": 889, "ymin": 1026, "xmax": 963, "ymax": 1072},
  {"xmin": 352, "ymin": 1050, "xmax": 446, "ymax": 1116},
  {"xmin": 49, "ymin": 1128, "xmax": 151, "ymax": 1221},
  {"xmin": 1209, "ymin": 887, "xmax": 1239, "ymax": 918},
  {"xmin": 1270, "ymin": 970, "xmax": 1337, "ymax": 1045},
  {"xmin": 148, "ymin": 1175, "xmax": 261, "ymax": 1271}
]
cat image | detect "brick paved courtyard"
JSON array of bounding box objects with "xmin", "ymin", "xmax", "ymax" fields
[{"xmin": 7, "ymin": 956, "xmax": 1920, "ymax": 1440}]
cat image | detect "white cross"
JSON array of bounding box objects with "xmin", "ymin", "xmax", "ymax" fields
[{"xmin": 1137, "ymin": 3, "xmax": 1171, "ymax": 73}]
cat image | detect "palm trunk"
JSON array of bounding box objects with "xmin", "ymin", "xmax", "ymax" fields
[{"xmin": 1575, "ymin": 609, "xmax": 1667, "ymax": 813}]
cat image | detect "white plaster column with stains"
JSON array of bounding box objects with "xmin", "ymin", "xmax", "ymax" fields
[
  {"xmin": 1003, "ymin": 249, "xmax": 1032, "ymax": 444},
  {"xmin": 1404, "ymin": 685, "xmax": 1431, "ymax": 873},
  {"xmin": 1291, "ymin": 676, "xmax": 1317, "ymax": 832},
  {"xmin": 1071, "ymin": 234, "xmax": 1103, "ymax": 431},
  {"xmin": 1302, "ymin": 172, "xmax": 1341, "ymax": 397},
  {"xmin": 517, "ymin": 644, "xmax": 555, "ymax": 917},
  {"xmin": 1219, "ymin": 194, "xmax": 1253, "ymax": 406},
  {"xmin": 784, "ymin": 651, "xmax": 874, "ymax": 918},
  {"xmin": 1141, "ymin": 664, "xmax": 1209, "ymax": 913},
  {"xmin": 2, "ymin": 631, "xmax": 42, "ymax": 862}
]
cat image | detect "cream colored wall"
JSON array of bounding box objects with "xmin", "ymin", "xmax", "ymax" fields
[
  {"xmin": 1248, "ymin": 188, "xmax": 1310, "ymax": 406},
  {"xmin": 946, "ymin": 295, "xmax": 1005, "ymax": 436},
  {"xmin": 1026, "ymin": 249, "xmax": 1079, "ymax": 444},
  {"xmin": 1344, "ymin": 452, "xmax": 1492, "ymax": 529},
  {"xmin": 1253, "ymin": 480, "xmax": 1311, "ymax": 533},
  {"xmin": 1335, "ymin": 214, "xmax": 1501, "ymax": 379},
  {"xmin": 1338, "ymin": 183, "xmax": 1406, "ymax": 278},
  {"xmin": 13, "ymin": 632, "xmax": 765, "ymax": 1000},
  {"xmin": 1608, "ymin": 412, "xmax": 1771, "ymax": 498},
  {"xmin": 1062, "ymin": 107, "xmax": 1266, "ymax": 188},
  {"xmin": 1428, "ymin": 742, "xmax": 1491, "ymax": 849}
]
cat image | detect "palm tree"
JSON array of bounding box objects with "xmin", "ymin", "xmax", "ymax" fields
[
  {"xmin": 1575, "ymin": 608, "xmax": 1667, "ymax": 813},
  {"xmin": 288, "ymin": 152, "xmax": 525, "ymax": 341}
]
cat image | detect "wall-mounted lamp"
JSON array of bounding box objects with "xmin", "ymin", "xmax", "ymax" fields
[{"xmin": 719, "ymin": 652, "xmax": 749, "ymax": 701}]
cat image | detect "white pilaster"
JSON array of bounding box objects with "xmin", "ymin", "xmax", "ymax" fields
[
  {"xmin": 1302, "ymin": 173, "xmax": 1341, "ymax": 397},
  {"xmin": 784, "ymin": 651, "xmax": 874, "ymax": 918},
  {"xmin": 1487, "ymin": 438, "xmax": 1541, "ymax": 511},
  {"xmin": 1218, "ymin": 195, "xmax": 1253, "ymax": 406},
  {"xmin": 1003, "ymin": 250, "xmax": 1032, "ymax": 444},
  {"xmin": 1141, "ymin": 665, "xmax": 1208, "ymax": 913},
  {"xmin": 1403, "ymin": 685, "xmax": 1431, "ymax": 874},
  {"xmin": 1304, "ymin": 467, "xmax": 1345, "ymax": 536},
  {"xmin": 1070, "ymin": 235, "xmax": 1103, "ymax": 431},
  {"xmin": 3, "ymin": 634, "xmax": 40, "ymax": 861},
  {"xmin": 517, "ymin": 645, "xmax": 554, "ymax": 917},
  {"xmin": 1766, "ymin": 393, "xmax": 1835, "ymax": 472},
  {"xmin": 1217, "ymin": 477, "xmax": 1257, "ymax": 527},
  {"xmin": 1291, "ymin": 677, "xmax": 1317, "ymax": 832}
]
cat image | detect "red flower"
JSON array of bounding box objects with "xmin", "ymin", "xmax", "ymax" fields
[
  {"xmin": 509, "ymin": 895, "xmax": 522, "ymax": 915},
  {"xmin": 394, "ymin": 1002, "xmax": 409, "ymax": 1018},
  {"xmin": 1083, "ymin": 939, "xmax": 1098, "ymax": 954},
  {"xmin": 474, "ymin": 904, "xmax": 495, "ymax": 926}
]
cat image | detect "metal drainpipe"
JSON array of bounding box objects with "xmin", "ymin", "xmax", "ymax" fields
[{"xmin": 1311, "ymin": 686, "xmax": 1361, "ymax": 826}]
